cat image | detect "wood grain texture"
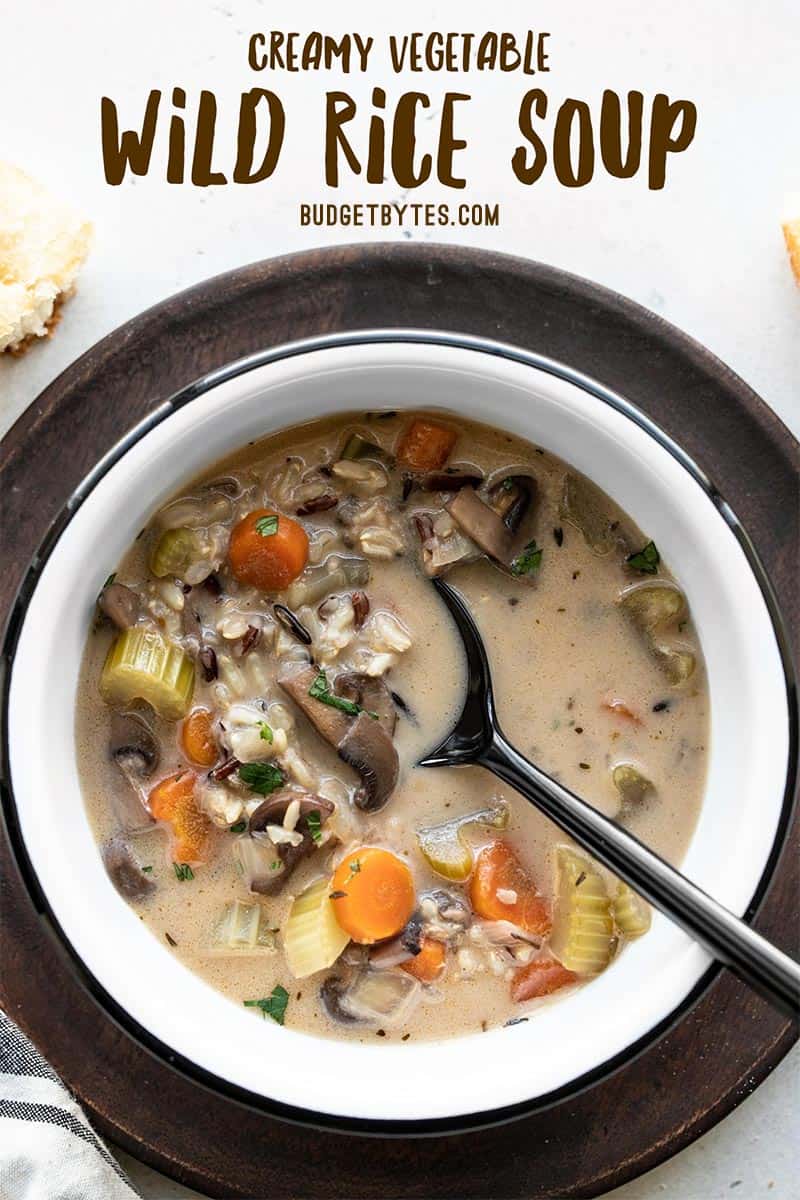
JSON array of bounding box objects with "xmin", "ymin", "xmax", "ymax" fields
[{"xmin": 1, "ymin": 245, "xmax": 797, "ymax": 1199}]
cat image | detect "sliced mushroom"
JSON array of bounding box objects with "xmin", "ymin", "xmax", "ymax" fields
[
  {"xmin": 320, "ymin": 975, "xmax": 362, "ymax": 1024},
  {"xmin": 335, "ymin": 968, "xmax": 420, "ymax": 1025},
  {"xmin": 243, "ymin": 790, "xmax": 334, "ymax": 894},
  {"xmin": 333, "ymin": 672, "xmax": 397, "ymax": 736},
  {"xmin": 278, "ymin": 665, "xmax": 400, "ymax": 812},
  {"xmin": 410, "ymin": 467, "xmax": 484, "ymax": 493},
  {"xmin": 413, "ymin": 513, "xmax": 479, "ymax": 577},
  {"xmin": 445, "ymin": 487, "xmax": 515, "ymax": 565},
  {"xmin": 487, "ymin": 473, "xmax": 537, "ymax": 534},
  {"xmin": 101, "ymin": 837, "xmax": 156, "ymax": 902},
  {"xmin": 419, "ymin": 889, "xmax": 471, "ymax": 942},
  {"xmin": 98, "ymin": 582, "xmax": 142, "ymax": 630},
  {"xmin": 370, "ymin": 911, "xmax": 424, "ymax": 968},
  {"xmin": 108, "ymin": 711, "xmax": 157, "ymax": 832},
  {"xmin": 278, "ymin": 664, "xmax": 352, "ymax": 745},
  {"xmin": 338, "ymin": 712, "xmax": 399, "ymax": 812}
]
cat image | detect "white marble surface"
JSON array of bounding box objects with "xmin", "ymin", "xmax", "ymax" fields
[{"xmin": 1, "ymin": 1, "xmax": 797, "ymax": 1196}]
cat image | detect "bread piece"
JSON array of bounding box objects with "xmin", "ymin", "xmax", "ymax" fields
[
  {"xmin": 0, "ymin": 162, "xmax": 92, "ymax": 354},
  {"xmin": 783, "ymin": 219, "xmax": 800, "ymax": 287}
]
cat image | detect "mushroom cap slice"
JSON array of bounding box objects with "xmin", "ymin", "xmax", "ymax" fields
[
  {"xmin": 487, "ymin": 473, "xmax": 537, "ymax": 533},
  {"xmin": 277, "ymin": 664, "xmax": 351, "ymax": 745},
  {"xmin": 247, "ymin": 790, "xmax": 335, "ymax": 893},
  {"xmin": 108, "ymin": 711, "xmax": 157, "ymax": 833},
  {"xmin": 333, "ymin": 672, "xmax": 397, "ymax": 737},
  {"xmin": 101, "ymin": 837, "xmax": 155, "ymax": 902},
  {"xmin": 278, "ymin": 665, "xmax": 400, "ymax": 812},
  {"xmin": 446, "ymin": 487, "xmax": 515, "ymax": 564},
  {"xmin": 338, "ymin": 711, "xmax": 399, "ymax": 812},
  {"xmin": 98, "ymin": 582, "xmax": 143, "ymax": 630}
]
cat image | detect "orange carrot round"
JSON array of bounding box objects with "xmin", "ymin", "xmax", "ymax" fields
[
  {"xmin": 401, "ymin": 936, "xmax": 445, "ymax": 983},
  {"xmin": 510, "ymin": 956, "xmax": 577, "ymax": 1003},
  {"xmin": 180, "ymin": 708, "xmax": 217, "ymax": 767},
  {"xmin": 148, "ymin": 770, "xmax": 209, "ymax": 864},
  {"xmin": 228, "ymin": 509, "xmax": 309, "ymax": 592},
  {"xmin": 330, "ymin": 847, "xmax": 415, "ymax": 944},
  {"xmin": 469, "ymin": 841, "xmax": 551, "ymax": 936}
]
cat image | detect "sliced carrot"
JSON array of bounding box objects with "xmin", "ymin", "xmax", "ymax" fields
[
  {"xmin": 401, "ymin": 936, "xmax": 445, "ymax": 983},
  {"xmin": 148, "ymin": 770, "xmax": 210, "ymax": 863},
  {"xmin": 510, "ymin": 956, "xmax": 577, "ymax": 1003},
  {"xmin": 181, "ymin": 708, "xmax": 217, "ymax": 767},
  {"xmin": 396, "ymin": 419, "xmax": 457, "ymax": 472},
  {"xmin": 228, "ymin": 509, "xmax": 309, "ymax": 592},
  {"xmin": 601, "ymin": 694, "xmax": 642, "ymax": 725},
  {"xmin": 469, "ymin": 841, "xmax": 551, "ymax": 936},
  {"xmin": 330, "ymin": 847, "xmax": 415, "ymax": 944}
]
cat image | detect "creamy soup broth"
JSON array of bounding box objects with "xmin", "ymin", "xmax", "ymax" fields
[{"xmin": 77, "ymin": 410, "xmax": 708, "ymax": 1041}]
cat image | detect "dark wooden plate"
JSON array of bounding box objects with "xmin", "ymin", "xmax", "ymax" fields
[{"xmin": 1, "ymin": 245, "xmax": 797, "ymax": 1198}]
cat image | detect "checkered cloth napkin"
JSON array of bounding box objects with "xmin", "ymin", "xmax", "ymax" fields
[{"xmin": 0, "ymin": 1009, "xmax": 140, "ymax": 1199}]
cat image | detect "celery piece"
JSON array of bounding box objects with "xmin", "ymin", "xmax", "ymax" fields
[
  {"xmin": 652, "ymin": 644, "xmax": 696, "ymax": 685},
  {"xmin": 284, "ymin": 877, "xmax": 349, "ymax": 979},
  {"xmin": 149, "ymin": 527, "xmax": 201, "ymax": 579},
  {"xmin": 613, "ymin": 882, "xmax": 652, "ymax": 938},
  {"xmin": 340, "ymin": 432, "xmax": 385, "ymax": 462},
  {"xmin": 416, "ymin": 801, "xmax": 508, "ymax": 882},
  {"xmin": 211, "ymin": 900, "xmax": 276, "ymax": 954},
  {"xmin": 618, "ymin": 582, "xmax": 685, "ymax": 635},
  {"xmin": 559, "ymin": 474, "xmax": 618, "ymax": 556},
  {"xmin": 612, "ymin": 763, "xmax": 653, "ymax": 807},
  {"xmin": 550, "ymin": 847, "xmax": 614, "ymax": 976},
  {"xmin": 100, "ymin": 626, "xmax": 194, "ymax": 720}
]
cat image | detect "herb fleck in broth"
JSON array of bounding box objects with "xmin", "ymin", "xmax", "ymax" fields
[{"xmin": 77, "ymin": 411, "xmax": 708, "ymax": 1041}]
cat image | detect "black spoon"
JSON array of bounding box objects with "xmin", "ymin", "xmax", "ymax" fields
[{"xmin": 418, "ymin": 577, "xmax": 800, "ymax": 1018}]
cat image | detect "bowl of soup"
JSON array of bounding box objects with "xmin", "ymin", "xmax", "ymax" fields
[{"xmin": 4, "ymin": 332, "xmax": 792, "ymax": 1128}]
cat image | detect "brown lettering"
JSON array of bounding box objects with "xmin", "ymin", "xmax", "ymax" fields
[
  {"xmin": 233, "ymin": 89, "xmax": 285, "ymax": 183},
  {"xmin": 101, "ymin": 91, "xmax": 161, "ymax": 185},
  {"xmin": 649, "ymin": 95, "xmax": 697, "ymax": 190}
]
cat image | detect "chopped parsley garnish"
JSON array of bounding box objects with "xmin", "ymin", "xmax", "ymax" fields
[
  {"xmin": 244, "ymin": 984, "xmax": 289, "ymax": 1026},
  {"xmin": 348, "ymin": 858, "xmax": 362, "ymax": 880},
  {"xmin": 306, "ymin": 810, "xmax": 322, "ymax": 844},
  {"xmin": 173, "ymin": 863, "xmax": 194, "ymax": 881},
  {"xmin": 258, "ymin": 721, "xmax": 274, "ymax": 743},
  {"xmin": 308, "ymin": 670, "xmax": 361, "ymax": 717},
  {"xmin": 141, "ymin": 865, "xmax": 153, "ymax": 874},
  {"xmin": 103, "ymin": 572, "xmax": 116, "ymax": 589},
  {"xmin": 626, "ymin": 540, "xmax": 660, "ymax": 574},
  {"xmin": 510, "ymin": 540, "xmax": 543, "ymax": 576},
  {"xmin": 229, "ymin": 820, "xmax": 247, "ymax": 834},
  {"xmin": 255, "ymin": 514, "xmax": 279, "ymax": 537},
  {"xmin": 238, "ymin": 762, "xmax": 284, "ymax": 796}
]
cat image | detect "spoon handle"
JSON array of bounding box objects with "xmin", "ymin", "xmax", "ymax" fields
[{"xmin": 482, "ymin": 731, "xmax": 800, "ymax": 1018}]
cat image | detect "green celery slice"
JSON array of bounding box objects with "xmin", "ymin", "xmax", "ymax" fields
[{"xmin": 100, "ymin": 626, "xmax": 194, "ymax": 720}]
